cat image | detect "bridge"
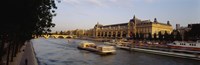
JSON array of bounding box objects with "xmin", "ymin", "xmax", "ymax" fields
[{"xmin": 33, "ymin": 34, "xmax": 77, "ymax": 39}]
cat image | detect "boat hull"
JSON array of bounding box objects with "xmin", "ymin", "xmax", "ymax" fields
[
  {"xmin": 168, "ymin": 45, "xmax": 200, "ymax": 51},
  {"xmin": 77, "ymin": 46, "xmax": 115, "ymax": 55}
]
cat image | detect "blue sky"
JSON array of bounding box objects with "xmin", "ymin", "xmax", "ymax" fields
[{"xmin": 52, "ymin": 0, "xmax": 200, "ymax": 32}]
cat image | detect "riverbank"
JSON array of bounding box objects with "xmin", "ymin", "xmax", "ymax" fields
[
  {"xmin": 9, "ymin": 41, "xmax": 38, "ymax": 65},
  {"xmin": 116, "ymin": 46, "xmax": 200, "ymax": 60}
]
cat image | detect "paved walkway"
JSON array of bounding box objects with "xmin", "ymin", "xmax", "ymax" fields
[
  {"xmin": 8, "ymin": 41, "xmax": 38, "ymax": 65},
  {"xmin": 19, "ymin": 41, "xmax": 38, "ymax": 65},
  {"xmin": 9, "ymin": 44, "xmax": 26, "ymax": 65}
]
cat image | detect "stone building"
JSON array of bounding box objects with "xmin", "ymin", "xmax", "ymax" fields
[{"xmin": 93, "ymin": 15, "xmax": 173, "ymax": 39}]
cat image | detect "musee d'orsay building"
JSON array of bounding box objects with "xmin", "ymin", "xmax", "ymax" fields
[{"xmin": 93, "ymin": 15, "xmax": 173, "ymax": 39}]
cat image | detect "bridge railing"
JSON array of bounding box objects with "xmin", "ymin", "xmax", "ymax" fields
[{"xmin": 33, "ymin": 34, "xmax": 77, "ymax": 39}]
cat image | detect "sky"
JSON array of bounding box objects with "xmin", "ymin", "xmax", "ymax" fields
[{"xmin": 51, "ymin": 0, "xmax": 200, "ymax": 32}]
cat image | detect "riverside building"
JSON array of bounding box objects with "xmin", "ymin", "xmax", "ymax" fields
[{"xmin": 93, "ymin": 15, "xmax": 173, "ymax": 39}]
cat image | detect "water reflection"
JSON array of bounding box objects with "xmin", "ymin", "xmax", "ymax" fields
[{"xmin": 32, "ymin": 38, "xmax": 200, "ymax": 65}]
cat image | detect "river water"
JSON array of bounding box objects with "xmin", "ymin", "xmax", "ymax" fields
[{"xmin": 32, "ymin": 38, "xmax": 200, "ymax": 65}]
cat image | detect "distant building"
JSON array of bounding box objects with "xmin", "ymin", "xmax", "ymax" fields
[
  {"xmin": 176, "ymin": 24, "xmax": 180, "ymax": 30},
  {"xmin": 175, "ymin": 23, "xmax": 200, "ymax": 41},
  {"xmin": 176, "ymin": 24, "xmax": 191, "ymax": 31},
  {"xmin": 93, "ymin": 15, "xmax": 173, "ymax": 38},
  {"xmin": 73, "ymin": 29, "xmax": 86, "ymax": 37},
  {"xmin": 65, "ymin": 29, "xmax": 86, "ymax": 37},
  {"xmin": 175, "ymin": 24, "xmax": 191, "ymax": 40},
  {"xmin": 85, "ymin": 29, "xmax": 93, "ymax": 37}
]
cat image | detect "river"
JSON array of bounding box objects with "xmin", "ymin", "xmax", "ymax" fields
[{"xmin": 32, "ymin": 38, "xmax": 200, "ymax": 65}]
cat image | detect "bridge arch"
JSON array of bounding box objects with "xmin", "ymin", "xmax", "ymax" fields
[{"xmin": 58, "ymin": 36, "xmax": 64, "ymax": 38}]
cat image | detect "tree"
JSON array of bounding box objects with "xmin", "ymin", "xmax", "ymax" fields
[
  {"xmin": 147, "ymin": 33, "xmax": 152, "ymax": 41},
  {"xmin": 184, "ymin": 31, "xmax": 189, "ymax": 41},
  {"xmin": 136, "ymin": 32, "xmax": 139, "ymax": 40},
  {"xmin": 55, "ymin": 31, "xmax": 58, "ymax": 34},
  {"xmin": 153, "ymin": 33, "xmax": 157, "ymax": 40},
  {"xmin": 60, "ymin": 31, "xmax": 63, "ymax": 35},
  {"xmin": 139, "ymin": 33, "xmax": 144, "ymax": 40},
  {"xmin": 169, "ymin": 32, "xmax": 174, "ymax": 41},
  {"xmin": 164, "ymin": 31, "xmax": 169, "ymax": 41},
  {"xmin": 132, "ymin": 33, "xmax": 136, "ymax": 40},
  {"xmin": 1, "ymin": 0, "xmax": 58, "ymax": 64},
  {"xmin": 158, "ymin": 31, "xmax": 163, "ymax": 41},
  {"xmin": 176, "ymin": 31, "xmax": 182, "ymax": 41},
  {"xmin": 186, "ymin": 24, "xmax": 200, "ymax": 41}
]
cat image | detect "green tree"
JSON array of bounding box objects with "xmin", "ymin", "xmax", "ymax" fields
[{"xmin": 1, "ymin": 0, "xmax": 58, "ymax": 64}]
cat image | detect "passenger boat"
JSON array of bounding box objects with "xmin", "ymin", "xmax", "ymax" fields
[
  {"xmin": 167, "ymin": 40, "xmax": 200, "ymax": 51},
  {"xmin": 77, "ymin": 41, "xmax": 116, "ymax": 55}
]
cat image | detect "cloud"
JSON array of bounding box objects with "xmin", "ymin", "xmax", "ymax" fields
[
  {"xmin": 144, "ymin": 0, "xmax": 158, "ymax": 3},
  {"xmin": 87, "ymin": 0, "xmax": 105, "ymax": 7},
  {"xmin": 109, "ymin": 0, "xmax": 118, "ymax": 2},
  {"xmin": 62, "ymin": 0, "xmax": 120, "ymax": 7},
  {"xmin": 63, "ymin": 0, "xmax": 80, "ymax": 5},
  {"xmin": 62, "ymin": 0, "xmax": 158, "ymax": 6}
]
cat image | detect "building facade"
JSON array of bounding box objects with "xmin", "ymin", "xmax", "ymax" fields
[
  {"xmin": 175, "ymin": 23, "xmax": 200, "ymax": 41},
  {"xmin": 93, "ymin": 16, "xmax": 173, "ymax": 39}
]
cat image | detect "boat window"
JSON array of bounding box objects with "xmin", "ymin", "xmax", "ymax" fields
[
  {"xmin": 189, "ymin": 44, "xmax": 196, "ymax": 46},
  {"xmin": 192, "ymin": 44, "xmax": 196, "ymax": 46},
  {"xmin": 180, "ymin": 43, "xmax": 185, "ymax": 45}
]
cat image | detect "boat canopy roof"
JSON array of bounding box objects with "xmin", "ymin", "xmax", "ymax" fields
[{"xmin": 79, "ymin": 42, "xmax": 96, "ymax": 48}]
